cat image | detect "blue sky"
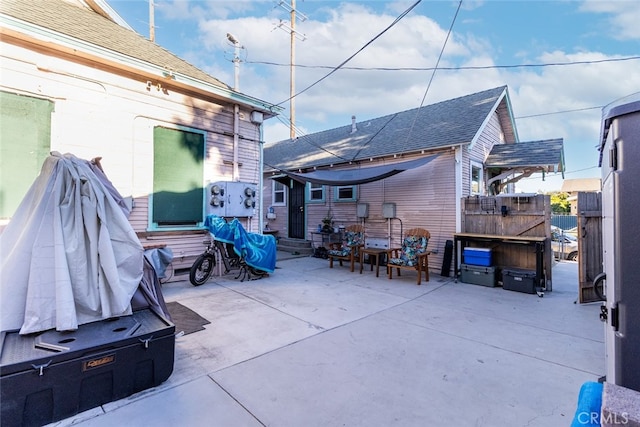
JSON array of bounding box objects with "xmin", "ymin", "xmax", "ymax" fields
[{"xmin": 109, "ymin": 0, "xmax": 640, "ymax": 193}]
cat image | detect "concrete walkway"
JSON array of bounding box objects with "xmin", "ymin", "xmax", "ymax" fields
[{"xmin": 61, "ymin": 256, "xmax": 604, "ymax": 427}]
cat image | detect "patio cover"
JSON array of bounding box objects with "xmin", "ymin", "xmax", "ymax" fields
[{"xmin": 272, "ymin": 155, "xmax": 438, "ymax": 186}]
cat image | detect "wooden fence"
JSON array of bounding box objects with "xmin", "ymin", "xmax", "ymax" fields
[
  {"xmin": 461, "ymin": 194, "xmax": 553, "ymax": 288},
  {"xmin": 577, "ymin": 192, "xmax": 603, "ymax": 303}
]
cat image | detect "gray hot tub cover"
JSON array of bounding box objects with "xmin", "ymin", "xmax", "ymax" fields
[{"xmin": 0, "ymin": 152, "xmax": 143, "ymax": 334}]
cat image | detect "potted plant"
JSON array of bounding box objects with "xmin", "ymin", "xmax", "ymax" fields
[{"xmin": 321, "ymin": 210, "xmax": 334, "ymax": 233}]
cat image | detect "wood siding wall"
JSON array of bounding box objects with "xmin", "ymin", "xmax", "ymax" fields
[
  {"xmin": 267, "ymin": 150, "xmax": 457, "ymax": 273},
  {"xmin": 463, "ymin": 112, "xmax": 502, "ymax": 197},
  {"xmin": 1, "ymin": 40, "xmax": 263, "ymax": 281}
]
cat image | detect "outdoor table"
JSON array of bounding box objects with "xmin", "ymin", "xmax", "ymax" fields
[
  {"xmin": 359, "ymin": 247, "xmax": 388, "ymax": 277},
  {"xmin": 453, "ymin": 233, "xmax": 548, "ymax": 291}
]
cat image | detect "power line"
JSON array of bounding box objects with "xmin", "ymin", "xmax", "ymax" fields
[
  {"xmin": 248, "ymin": 55, "xmax": 640, "ymax": 72},
  {"xmin": 275, "ymin": 0, "xmax": 422, "ymax": 106},
  {"xmin": 516, "ymin": 105, "xmax": 603, "ymax": 119},
  {"xmin": 401, "ymin": 0, "xmax": 462, "ymax": 152}
]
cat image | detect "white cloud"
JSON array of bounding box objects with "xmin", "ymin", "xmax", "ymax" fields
[
  {"xmin": 175, "ymin": 1, "xmax": 639, "ymax": 192},
  {"xmin": 579, "ymin": 0, "xmax": 640, "ymax": 40}
]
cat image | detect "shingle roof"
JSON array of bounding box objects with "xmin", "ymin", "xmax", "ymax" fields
[
  {"xmin": 485, "ymin": 138, "xmax": 564, "ymax": 172},
  {"xmin": 265, "ymin": 86, "xmax": 509, "ymax": 171},
  {"xmin": 0, "ymin": 0, "xmax": 229, "ymax": 89}
]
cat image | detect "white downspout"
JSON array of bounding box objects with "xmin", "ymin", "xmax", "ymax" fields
[
  {"xmin": 233, "ymin": 104, "xmax": 240, "ymax": 181},
  {"xmin": 454, "ymin": 146, "xmax": 462, "ymax": 233},
  {"xmin": 258, "ymin": 124, "xmax": 264, "ymax": 233}
]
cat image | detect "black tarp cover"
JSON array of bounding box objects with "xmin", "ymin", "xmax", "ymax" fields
[{"xmin": 273, "ymin": 155, "xmax": 438, "ymax": 186}]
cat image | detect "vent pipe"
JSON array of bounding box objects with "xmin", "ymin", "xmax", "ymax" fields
[{"xmin": 351, "ymin": 115, "xmax": 357, "ymax": 133}]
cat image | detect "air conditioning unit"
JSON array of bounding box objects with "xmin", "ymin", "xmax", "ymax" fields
[{"xmin": 206, "ymin": 181, "xmax": 256, "ymax": 217}]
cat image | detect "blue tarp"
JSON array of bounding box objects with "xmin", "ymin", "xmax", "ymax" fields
[
  {"xmin": 204, "ymin": 215, "xmax": 277, "ymax": 274},
  {"xmin": 571, "ymin": 381, "xmax": 603, "ymax": 427}
]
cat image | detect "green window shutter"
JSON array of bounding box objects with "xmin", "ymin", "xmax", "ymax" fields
[
  {"xmin": 0, "ymin": 91, "xmax": 53, "ymax": 219},
  {"xmin": 152, "ymin": 127, "xmax": 204, "ymax": 227}
]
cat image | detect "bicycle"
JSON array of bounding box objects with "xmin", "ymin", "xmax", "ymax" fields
[{"xmin": 189, "ymin": 237, "xmax": 268, "ymax": 286}]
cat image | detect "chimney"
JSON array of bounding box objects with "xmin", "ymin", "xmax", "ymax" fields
[{"xmin": 351, "ymin": 115, "xmax": 357, "ymax": 133}]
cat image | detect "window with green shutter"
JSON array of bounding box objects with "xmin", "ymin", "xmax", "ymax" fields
[
  {"xmin": 0, "ymin": 91, "xmax": 53, "ymax": 220},
  {"xmin": 152, "ymin": 126, "xmax": 205, "ymax": 229}
]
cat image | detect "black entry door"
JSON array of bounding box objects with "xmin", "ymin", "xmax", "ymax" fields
[{"xmin": 288, "ymin": 180, "xmax": 305, "ymax": 239}]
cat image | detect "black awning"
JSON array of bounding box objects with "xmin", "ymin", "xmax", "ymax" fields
[{"xmin": 271, "ymin": 155, "xmax": 438, "ymax": 186}]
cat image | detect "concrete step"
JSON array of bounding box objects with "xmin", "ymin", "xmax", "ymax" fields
[{"xmin": 277, "ymin": 237, "xmax": 314, "ymax": 256}]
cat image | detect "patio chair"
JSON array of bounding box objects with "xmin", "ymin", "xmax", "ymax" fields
[
  {"xmin": 386, "ymin": 228, "xmax": 431, "ymax": 285},
  {"xmin": 327, "ymin": 224, "xmax": 365, "ymax": 272}
]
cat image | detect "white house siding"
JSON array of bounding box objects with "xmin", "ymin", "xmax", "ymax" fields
[
  {"xmin": 266, "ymin": 149, "xmax": 456, "ymax": 274},
  {"xmin": 462, "ymin": 112, "xmax": 503, "ymax": 197},
  {"xmin": 1, "ymin": 40, "xmax": 264, "ymax": 281}
]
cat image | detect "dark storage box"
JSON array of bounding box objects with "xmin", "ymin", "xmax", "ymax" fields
[
  {"xmin": 503, "ymin": 267, "xmax": 537, "ymax": 294},
  {"xmin": 463, "ymin": 248, "xmax": 492, "ymax": 266},
  {"xmin": 460, "ymin": 263, "xmax": 496, "ymax": 287},
  {"xmin": 0, "ymin": 308, "xmax": 175, "ymax": 427}
]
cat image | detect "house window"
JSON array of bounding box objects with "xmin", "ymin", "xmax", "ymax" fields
[
  {"xmin": 471, "ymin": 161, "xmax": 484, "ymax": 195},
  {"xmin": 0, "ymin": 91, "xmax": 53, "ymax": 221},
  {"xmin": 307, "ymin": 182, "xmax": 325, "ymax": 202},
  {"xmin": 335, "ymin": 185, "xmax": 356, "ymax": 201},
  {"xmin": 272, "ymin": 180, "xmax": 286, "ymax": 205},
  {"xmin": 151, "ymin": 126, "xmax": 205, "ymax": 229}
]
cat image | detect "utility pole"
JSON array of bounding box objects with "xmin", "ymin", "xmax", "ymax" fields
[
  {"xmin": 290, "ymin": 0, "xmax": 296, "ymax": 139},
  {"xmin": 149, "ymin": 0, "xmax": 155, "ymax": 42},
  {"xmin": 227, "ymin": 33, "xmax": 241, "ymax": 91},
  {"xmin": 275, "ymin": 1, "xmax": 306, "ymax": 139}
]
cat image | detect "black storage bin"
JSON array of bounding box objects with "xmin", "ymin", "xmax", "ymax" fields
[
  {"xmin": 0, "ymin": 308, "xmax": 175, "ymax": 427},
  {"xmin": 502, "ymin": 267, "xmax": 537, "ymax": 294}
]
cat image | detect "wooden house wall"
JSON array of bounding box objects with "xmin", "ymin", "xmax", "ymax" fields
[
  {"xmin": 1, "ymin": 41, "xmax": 263, "ymax": 281},
  {"xmin": 267, "ymin": 149, "xmax": 457, "ymax": 273},
  {"xmin": 462, "ymin": 112, "xmax": 502, "ymax": 197}
]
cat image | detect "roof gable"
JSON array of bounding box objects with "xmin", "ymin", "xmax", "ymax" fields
[
  {"xmin": 485, "ymin": 139, "xmax": 564, "ymax": 170},
  {"xmin": 265, "ymin": 86, "xmax": 512, "ymax": 171},
  {"xmin": 0, "ymin": 0, "xmax": 229, "ymax": 90},
  {"xmin": 485, "ymin": 138, "xmax": 565, "ymax": 193}
]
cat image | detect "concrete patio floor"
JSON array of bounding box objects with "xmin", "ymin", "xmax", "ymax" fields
[{"xmin": 59, "ymin": 255, "xmax": 604, "ymax": 427}]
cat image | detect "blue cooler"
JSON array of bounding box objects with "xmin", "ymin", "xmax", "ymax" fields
[{"xmin": 463, "ymin": 247, "xmax": 492, "ymax": 266}]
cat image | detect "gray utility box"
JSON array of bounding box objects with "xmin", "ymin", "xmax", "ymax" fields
[
  {"xmin": 460, "ymin": 263, "xmax": 496, "ymax": 287},
  {"xmin": 502, "ymin": 267, "xmax": 537, "ymax": 294}
]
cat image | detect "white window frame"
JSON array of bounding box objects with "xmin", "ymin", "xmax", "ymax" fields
[
  {"xmin": 470, "ymin": 160, "xmax": 484, "ymax": 195},
  {"xmin": 307, "ymin": 182, "xmax": 325, "ymax": 203},
  {"xmin": 334, "ymin": 185, "xmax": 357, "ymax": 202},
  {"xmin": 272, "ymin": 180, "xmax": 287, "ymax": 206}
]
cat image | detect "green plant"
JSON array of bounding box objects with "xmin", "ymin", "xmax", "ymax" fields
[{"xmin": 322, "ymin": 209, "xmax": 334, "ymax": 229}]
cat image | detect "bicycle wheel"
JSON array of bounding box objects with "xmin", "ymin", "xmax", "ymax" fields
[
  {"xmin": 189, "ymin": 254, "xmax": 215, "ymax": 286},
  {"xmin": 593, "ymin": 272, "xmax": 606, "ymax": 301}
]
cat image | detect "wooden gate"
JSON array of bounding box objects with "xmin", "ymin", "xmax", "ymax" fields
[{"xmin": 577, "ymin": 192, "xmax": 603, "ymax": 303}]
